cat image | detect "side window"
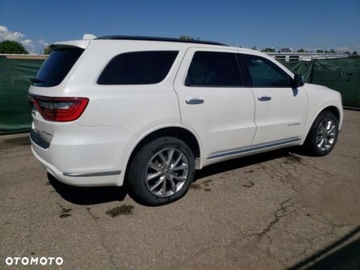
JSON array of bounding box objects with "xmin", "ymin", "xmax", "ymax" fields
[
  {"xmin": 186, "ymin": 51, "xmax": 243, "ymax": 87},
  {"xmin": 98, "ymin": 51, "xmax": 178, "ymax": 85},
  {"xmin": 244, "ymin": 55, "xmax": 291, "ymax": 87}
]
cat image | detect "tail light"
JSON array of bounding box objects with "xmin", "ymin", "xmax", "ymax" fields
[{"xmin": 28, "ymin": 95, "xmax": 89, "ymax": 122}]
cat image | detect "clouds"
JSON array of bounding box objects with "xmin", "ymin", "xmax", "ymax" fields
[
  {"xmin": 0, "ymin": 25, "xmax": 34, "ymax": 53},
  {"xmin": 38, "ymin": 39, "xmax": 49, "ymax": 49},
  {"xmin": 0, "ymin": 25, "xmax": 25, "ymax": 41},
  {"xmin": 0, "ymin": 25, "xmax": 49, "ymax": 54}
]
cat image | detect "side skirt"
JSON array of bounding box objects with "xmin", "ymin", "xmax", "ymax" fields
[{"xmin": 207, "ymin": 137, "xmax": 302, "ymax": 160}]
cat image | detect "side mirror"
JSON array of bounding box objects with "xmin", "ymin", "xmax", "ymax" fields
[{"xmin": 292, "ymin": 74, "xmax": 305, "ymax": 88}]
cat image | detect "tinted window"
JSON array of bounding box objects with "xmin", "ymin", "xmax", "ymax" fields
[
  {"xmin": 244, "ymin": 55, "xmax": 291, "ymax": 87},
  {"xmin": 34, "ymin": 48, "xmax": 84, "ymax": 87},
  {"xmin": 98, "ymin": 51, "xmax": 178, "ymax": 85},
  {"xmin": 186, "ymin": 52, "xmax": 243, "ymax": 87}
]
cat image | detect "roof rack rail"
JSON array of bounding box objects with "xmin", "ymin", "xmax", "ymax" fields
[{"xmin": 95, "ymin": 35, "xmax": 227, "ymax": 46}]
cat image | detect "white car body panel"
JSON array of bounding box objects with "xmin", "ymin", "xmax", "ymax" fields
[
  {"xmin": 250, "ymin": 86, "xmax": 308, "ymax": 144},
  {"xmin": 174, "ymin": 47, "xmax": 256, "ymax": 167},
  {"xmin": 28, "ymin": 38, "xmax": 343, "ymax": 188}
]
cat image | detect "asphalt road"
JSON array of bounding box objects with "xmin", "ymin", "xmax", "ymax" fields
[{"xmin": 1, "ymin": 110, "xmax": 359, "ymax": 270}]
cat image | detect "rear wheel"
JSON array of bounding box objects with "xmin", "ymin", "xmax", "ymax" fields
[
  {"xmin": 127, "ymin": 137, "xmax": 195, "ymax": 206},
  {"xmin": 304, "ymin": 111, "xmax": 339, "ymax": 156}
]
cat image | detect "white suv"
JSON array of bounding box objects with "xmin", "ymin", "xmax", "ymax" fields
[{"xmin": 28, "ymin": 35, "xmax": 343, "ymax": 205}]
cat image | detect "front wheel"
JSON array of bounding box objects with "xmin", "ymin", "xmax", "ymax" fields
[
  {"xmin": 127, "ymin": 137, "xmax": 195, "ymax": 206},
  {"xmin": 303, "ymin": 111, "xmax": 339, "ymax": 156}
]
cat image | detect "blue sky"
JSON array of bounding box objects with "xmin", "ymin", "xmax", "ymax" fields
[{"xmin": 0, "ymin": 0, "xmax": 359, "ymax": 54}]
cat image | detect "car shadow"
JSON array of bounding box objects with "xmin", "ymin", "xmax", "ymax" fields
[
  {"xmin": 194, "ymin": 148, "xmax": 295, "ymax": 181},
  {"xmin": 47, "ymin": 173, "xmax": 128, "ymax": 205},
  {"xmin": 0, "ymin": 134, "xmax": 31, "ymax": 150},
  {"xmin": 288, "ymin": 226, "xmax": 360, "ymax": 270},
  {"xmin": 48, "ymin": 148, "xmax": 298, "ymax": 205}
]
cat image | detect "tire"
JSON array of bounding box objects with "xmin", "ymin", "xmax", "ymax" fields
[
  {"xmin": 304, "ymin": 111, "xmax": 339, "ymax": 156},
  {"xmin": 127, "ymin": 137, "xmax": 195, "ymax": 206}
]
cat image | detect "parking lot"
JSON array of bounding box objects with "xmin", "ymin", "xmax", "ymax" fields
[{"xmin": 1, "ymin": 109, "xmax": 359, "ymax": 269}]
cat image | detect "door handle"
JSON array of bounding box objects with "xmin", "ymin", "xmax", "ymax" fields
[
  {"xmin": 258, "ymin": 96, "xmax": 272, "ymax": 101},
  {"xmin": 186, "ymin": 98, "xmax": 204, "ymax": 105}
]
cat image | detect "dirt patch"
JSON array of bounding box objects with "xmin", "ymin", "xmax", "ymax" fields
[
  {"xmin": 243, "ymin": 181, "xmax": 255, "ymax": 188},
  {"xmin": 190, "ymin": 183, "xmax": 202, "ymax": 190},
  {"xmin": 59, "ymin": 204, "xmax": 72, "ymax": 218},
  {"xmin": 106, "ymin": 205, "xmax": 134, "ymax": 217}
]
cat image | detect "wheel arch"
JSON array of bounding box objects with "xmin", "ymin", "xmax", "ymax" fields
[
  {"xmin": 321, "ymin": 106, "xmax": 341, "ymax": 122},
  {"xmin": 303, "ymin": 105, "xmax": 342, "ymax": 144},
  {"xmin": 124, "ymin": 126, "xmax": 201, "ymax": 179}
]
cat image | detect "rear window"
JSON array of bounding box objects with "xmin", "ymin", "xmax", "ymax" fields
[
  {"xmin": 33, "ymin": 47, "xmax": 84, "ymax": 87},
  {"xmin": 97, "ymin": 51, "xmax": 178, "ymax": 85}
]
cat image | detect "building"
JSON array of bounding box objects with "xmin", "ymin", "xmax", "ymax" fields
[{"xmin": 266, "ymin": 52, "xmax": 349, "ymax": 62}]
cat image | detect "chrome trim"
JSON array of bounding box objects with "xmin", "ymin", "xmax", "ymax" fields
[
  {"xmin": 63, "ymin": 170, "xmax": 121, "ymax": 177},
  {"xmin": 208, "ymin": 137, "xmax": 301, "ymax": 160}
]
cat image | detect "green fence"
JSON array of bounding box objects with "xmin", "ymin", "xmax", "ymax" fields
[
  {"xmin": 282, "ymin": 57, "xmax": 360, "ymax": 108},
  {"xmin": 0, "ymin": 56, "xmax": 359, "ymax": 135},
  {"xmin": 0, "ymin": 57, "xmax": 44, "ymax": 134}
]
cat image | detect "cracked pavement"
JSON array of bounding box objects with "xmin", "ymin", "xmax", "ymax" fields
[{"xmin": 1, "ymin": 110, "xmax": 359, "ymax": 269}]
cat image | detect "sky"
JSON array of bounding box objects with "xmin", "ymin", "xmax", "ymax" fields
[{"xmin": 0, "ymin": 0, "xmax": 359, "ymax": 54}]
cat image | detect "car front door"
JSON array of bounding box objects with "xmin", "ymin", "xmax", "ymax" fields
[
  {"xmin": 240, "ymin": 54, "xmax": 308, "ymax": 146},
  {"xmin": 174, "ymin": 48, "xmax": 256, "ymax": 163}
]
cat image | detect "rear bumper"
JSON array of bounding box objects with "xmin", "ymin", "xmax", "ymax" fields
[
  {"xmin": 29, "ymin": 125, "xmax": 134, "ymax": 187},
  {"xmin": 31, "ymin": 144, "xmax": 121, "ymax": 186}
]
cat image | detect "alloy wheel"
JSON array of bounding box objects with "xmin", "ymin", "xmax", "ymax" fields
[
  {"xmin": 145, "ymin": 148, "xmax": 189, "ymax": 197},
  {"xmin": 316, "ymin": 118, "xmax": 337, "ymax": 151}
]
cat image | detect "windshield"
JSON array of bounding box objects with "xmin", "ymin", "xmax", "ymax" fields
[{"xmin": 33, "ymin": 47, "xmax": 84, "ymax": 87}]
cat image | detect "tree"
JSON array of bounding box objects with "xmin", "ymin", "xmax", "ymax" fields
[
  {"xmin": 297, "ymin": 49, "xmax": 305, "ymax": 53},
  {"xmin": 261, "ymin": 48, "xmax": 276, "ymax": 52},
  {"xmin": 43, "ymin": 46, "xmax": 52, "ymax": 55},
  {"xmin": 316, "ymin": 49, "xmax": 324, "ymax": 53},
  {"xmin": 0, "ymin": 40, "xmax": 28, "ymax": 54},
  {"xmin": 280, "ymin": 48, "xmax": 291, "ymax": 53},
  {"xmin": 352, "ymin": 51, "xmax": 358, "ymax": 55},
  {"xmin": 329, "ymin": 49, "xmax": 336, "ymax": 53},
  {"xmin": 179, "ymin": 35, "xmax": 197, "ymax": 41}
]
